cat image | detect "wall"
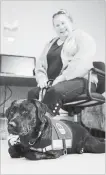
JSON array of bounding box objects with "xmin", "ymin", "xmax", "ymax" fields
[
  {"xmin": 0, "ymin": 86, "xmax": 33, "ymax": 113},
  {"xmin": 1, "ymin": 0, "xmax": 105, "ymax": 60},
  {"xmin": 0, "ymin": 0, "xmax": 105, "ymax": 113}
]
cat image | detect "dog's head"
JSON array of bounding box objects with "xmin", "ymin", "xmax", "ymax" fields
[{"xmin": 6, "ymin": 99, "xmax": 49, "ymax": 137}]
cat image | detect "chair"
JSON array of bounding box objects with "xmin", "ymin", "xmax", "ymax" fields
[
  {"xmin": 40, "ymin": 61, "xmax": 105, "ymax": 137},
  {"xmin": 63, "ymin": 61, "xmax": 105, "ymax": 137}
]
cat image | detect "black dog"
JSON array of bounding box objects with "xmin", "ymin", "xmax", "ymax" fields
[{"xmin": 6, "ymin": 99, "xmax": 105, "ymax": 160}]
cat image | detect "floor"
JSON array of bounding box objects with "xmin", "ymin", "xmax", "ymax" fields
[{"xmin": 0, "ymin": 140, "xmax": 105, "ymax": 175}]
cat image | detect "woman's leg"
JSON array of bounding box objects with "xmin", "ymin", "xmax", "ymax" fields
[
  {"xmin": 42, "ymin": 78, "xmax": 96, "ymax": 115},
  {"xmin": 27, "ymin": 86, "xmax": 40, "ymax": 100}
]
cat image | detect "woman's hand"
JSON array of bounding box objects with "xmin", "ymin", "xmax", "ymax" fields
[
  {"xmin": 38, "ymin": 78, "xmax": 48, "ymax": 89},
  {"xmin": 52, "ymin": 75, "xmax": 66, "ymax": 86}
]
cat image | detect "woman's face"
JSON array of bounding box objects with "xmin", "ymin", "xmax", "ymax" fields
[{"xmin": 53, "ymin": 14, "xmax": 73, "ymax": 40}]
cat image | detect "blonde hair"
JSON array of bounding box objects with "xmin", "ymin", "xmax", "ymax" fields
[{"xmin": 52, "ymin": 9, "xmax": 73, "ymax": 23}]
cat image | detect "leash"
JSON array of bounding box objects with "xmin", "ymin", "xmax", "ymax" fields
[
  {"xmin": 37, "ymin": 79, "xmax": 72, "ymax": 154},
  {"xmin": 39, "ymin": 79, "xmax": 53, "ymax": 101},
  {"xmin": 30, "ymin": 79, "xmax": 73, "ymax": 154},
  {"xmin": 28, "ymin": 82, "xmax": 54, "ymax": 147}
]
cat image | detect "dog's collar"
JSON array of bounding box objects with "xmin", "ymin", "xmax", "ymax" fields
[
  {"xmin": 30, "ymin": 139, "xmax": 72, "ymax": 154},
  {"xmin": 28, "ymin": 131, "xmax": 42, "ymax": 146}
]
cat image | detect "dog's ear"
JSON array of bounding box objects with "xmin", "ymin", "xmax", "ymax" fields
[
  {"xmin": 5, "ymin": 100, "xmax": 17, "ymax": 119},
  {"xmin": 30, "ymin": 99, "xmax": 47, "ymax": 123},
  {"xmin": 5, "ymin": 108, "xmax": 10, "ymax": 119}
]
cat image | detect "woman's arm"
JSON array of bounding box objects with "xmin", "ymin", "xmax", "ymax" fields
[
  {"xmin": 35, "ymin": 38, "xmax": 57, "ymax": 88},
  {"xmin": 61, "ymin": 30, "xmax": 96, "ymax": 80},
  {"xmin": 35, "ymin": 43, "xmax": 49, "ymax": 87}
]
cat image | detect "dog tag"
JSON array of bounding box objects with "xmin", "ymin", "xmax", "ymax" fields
[{"xmin": 56, "ymin": 123, "xmax": 66, "ymax": 135}]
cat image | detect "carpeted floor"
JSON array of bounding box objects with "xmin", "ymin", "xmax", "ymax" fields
[{"xmin": 0, "ymin": 140, "xmax": 105, "ymax": 175}]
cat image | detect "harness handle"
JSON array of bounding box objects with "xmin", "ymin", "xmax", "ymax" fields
[{"xmin": 62, "ymin": 139, "xmax": 67, "ymax": 155}]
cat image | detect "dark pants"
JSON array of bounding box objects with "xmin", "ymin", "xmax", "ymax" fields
[{"xmin": 28, "ymin": 78, "xmax": 96, "ymax": 115}]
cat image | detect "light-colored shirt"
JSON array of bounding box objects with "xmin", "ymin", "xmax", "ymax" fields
[{"xmin": 35, "ymin": 29, "xmax": 98, "ymax": 85}]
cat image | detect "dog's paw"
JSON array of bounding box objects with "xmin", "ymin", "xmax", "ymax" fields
[
  {"xmin": 46, "ymin": 150, "xmax": 62, "ymax": 159},
  {"xmin": 8, "ymin": 146, "xmax": 21, "ymax": 158},
  {"xmin": 8, "ymin": 144, "xmax": 26, "ymax": 158},
  {"xmin": 24, "ymin": 150, "xmax": 56, "ymax": 160},
  {"xmin": 24, "ymin": 150, "xmax": 46, "ymax": 160},
  {"xmin": 8, "ymin": 135, "xmax": 20, "ymax": 147}
]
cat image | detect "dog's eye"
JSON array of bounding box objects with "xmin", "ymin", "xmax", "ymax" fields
[
  {"xmin": 10, "ymin": 106, "xmax": 17, "ymax": 114},
  {"xmin": 10, "ymin": 111, "xmax": 14, "ymax": 115}
]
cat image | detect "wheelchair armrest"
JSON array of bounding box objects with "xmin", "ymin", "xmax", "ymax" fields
[
  {"xmin": 87, "ymin": 68, "xmax": 105, "ymax": 101},
  {"xmin": 91, "ymin": 68, "xmax": 105, "ymax": 77}
]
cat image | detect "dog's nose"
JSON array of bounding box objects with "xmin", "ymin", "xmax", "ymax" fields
[{"xmin": 8, "ymin": 121, "xmax": 17, "ymax": 129}]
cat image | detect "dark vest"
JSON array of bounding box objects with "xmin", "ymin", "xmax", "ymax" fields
[{"xmin": 30, "ymin": 118, "xmax": 73, "ymax": 152}]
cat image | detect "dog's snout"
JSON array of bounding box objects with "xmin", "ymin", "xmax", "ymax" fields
[{"xmin": 8, "ymin": 121, "xmax": 17, "ymax": 128}]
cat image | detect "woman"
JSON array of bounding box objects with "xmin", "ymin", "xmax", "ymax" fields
[{"xmin": 28, "ymin": 9, "xmax": 97, "ymax": 116}]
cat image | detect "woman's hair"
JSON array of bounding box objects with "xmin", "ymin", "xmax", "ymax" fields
[{"xmin": 52, "ymin": 9, "xmax": 73, "ymax": 23}]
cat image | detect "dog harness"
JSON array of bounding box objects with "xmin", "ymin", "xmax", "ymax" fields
[{"xmin": 30, "ymin": 117, "xmax": 73, "ymax": 154}]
